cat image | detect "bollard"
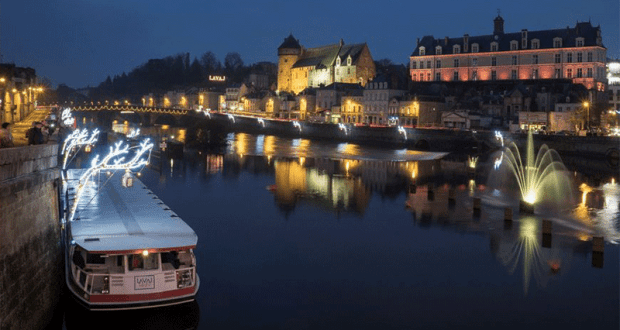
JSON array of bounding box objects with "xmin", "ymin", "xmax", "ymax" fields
[
  {"xmin": 542, "ymin": 219, "xmax": 552, "ymax": 235},
  {"xmin": 473, "ymin": 197, "xmax": 481, "ymax": 210},
  {"xmin": 592, "ymin": 236, "xmax": 604, "ymax": 253},
  {"xmin": 504, "ymin": 207, "xmax": 512, "ymax": 221}
]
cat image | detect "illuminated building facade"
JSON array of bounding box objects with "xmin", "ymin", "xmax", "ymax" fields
[
  {"xmin": 410, "ymin": 16, "xmax": 607, "ymax": 91},
  {"xmin": 608, "ymin": 60, "xmax": 620, "ymax": 111},
  {"xmin": 277, "ymin": 35, "xmax": 376, "ymax": 95}
]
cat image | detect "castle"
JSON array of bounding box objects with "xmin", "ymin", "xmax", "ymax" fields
[{"xmin": 277, "ymin": 34, "xmax": 376, "ymax": 94}]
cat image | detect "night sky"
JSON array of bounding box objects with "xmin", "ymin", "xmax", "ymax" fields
[{"xmin": 2, "ymin": 0, "xmax": 618, "ymax": 88}]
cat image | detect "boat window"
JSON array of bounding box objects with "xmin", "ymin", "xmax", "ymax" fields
[
  {"xmin": 128, "ymin": 253, "xmax": 159, "ymax": 271},
  {"xmin": 161, "ymin": 251, "xmax": 181, "ymax": 269},
  {"xmin": 86, "ymin": 253, "xmax": 105, "ymax": 264}
]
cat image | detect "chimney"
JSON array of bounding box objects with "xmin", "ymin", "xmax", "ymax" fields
[
  {"xmin": 521, "ymin": 29, "xmax": 528, "ymax": 49},
  {"xmin": 463, "ymin": 34, "xmax": 469, "ymax": 52},
  {"xmin": 416, "ymin": 38, "xmax": 420, "ymax": 46}
]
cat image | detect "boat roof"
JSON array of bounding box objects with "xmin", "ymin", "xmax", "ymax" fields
[{"xmin": 66, "ymin": 169, "xmax": 197, "ymax": 254}]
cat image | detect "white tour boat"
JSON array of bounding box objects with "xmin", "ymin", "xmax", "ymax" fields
[{"xmin": 64, "ymin": 169, "xmax": 199, "ymax": 310}]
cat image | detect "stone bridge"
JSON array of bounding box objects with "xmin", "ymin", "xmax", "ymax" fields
[{"xmin": 70, "ymin": 105, "xmax": 194, "ymax": 127}]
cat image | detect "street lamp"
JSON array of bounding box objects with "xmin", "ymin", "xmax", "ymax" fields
[{"xmin": 583, "ymin": 101, "xmax": 590, "ymax": 132}]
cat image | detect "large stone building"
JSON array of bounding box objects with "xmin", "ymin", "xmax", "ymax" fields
[
  {"xmin": 277, "ymin": 34, "xmax": 376, "ymax": 94},
  {"xmin": 410, "ymin": 16, "xmax": 607, "ymax": 91}
]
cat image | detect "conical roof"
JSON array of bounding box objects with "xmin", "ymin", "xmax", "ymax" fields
[{"xmin": 278, "ymin": 34, "xmax": 301, "ymax": 49}]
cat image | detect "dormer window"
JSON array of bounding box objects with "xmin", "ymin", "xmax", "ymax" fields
[
  {"xmin": 336, "ymin": 57, "xmax": 341, "ymax": 66},
  {"xmin": 471, "ymin": 43, "xmax": 479, "ymax": 53},
  {"xmin": 347, "ymin": 55, "xmax": 352, "ymax": 66},
  {"xmin": 490, "ymin": 42, "xmax": 498, "ymax": 52},
  {"xmin": 510, "ymin": 40, "xmax": 518, "ymax": 50},
  {"xmin": 553, "ymin": 37, "xmax": 562, "ymax": 48},
  {"xmin": 531, "ymin": 39, "xmax": 540, "ymax": 49},
  {"xmin": 576, "ymin": 37, "xmax": 584, "ymax": 47},
  {"xmin": 453, "ymin": 45, "xmax": 461, "ymax": 54},
  {"xmin": 435, "ymin": 46, "xmax": 442, "ymax": 55},
  {"xmin": 419, "ymin": 46, "xmax": 426, "ymax": 56}
]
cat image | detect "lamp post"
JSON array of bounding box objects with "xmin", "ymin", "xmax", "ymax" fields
[{"xmin": 582, "ymin": 101, "xmax": 590, "ymax": 132}]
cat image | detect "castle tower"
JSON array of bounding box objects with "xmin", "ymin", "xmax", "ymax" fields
[{"xmin": 277, "ymin": 34, "xmax": 302, "ymax": 93}]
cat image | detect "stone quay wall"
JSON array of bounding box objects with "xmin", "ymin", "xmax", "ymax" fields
[
  {"xmin": 205, "ymin": 112, "xmax": 494, "ymax": 152},
  {"xmin": 0, "ymin": 144, "xmax": 62, "ymax": 330}
]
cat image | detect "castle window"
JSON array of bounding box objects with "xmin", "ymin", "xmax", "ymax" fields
[
  {"xmin": 532, "ymin": 54, "xmax": 538, "ymax": 64},
  {"xmin": 532, "ymin": 69, "xmax": 538, "ymax": 79},
  {"xmin": 566, "ymin": 53, "xmax": 572, "ymax": 63},
  {"xmin": 491, "ymin": 70, "xmax": 497, "ymax": 80},
  {"xmin": 419, "ymin": 47, "xmax": 426, "ymax": 56},
  {"xmin": 453, "ymin": 45, "xmax": 461, "ymax": 54},
  {"xmin": 491, "ymin": 57, "xmax": 497, "ymax": 66},
  {"xmin": 553, "ymin": 38, "xmax": 562, "ymax": 48},
  {"xmin": 555, "ymin": 68, "xmax": 561, "ymax": 78},
  {"xmin": 472, "ymin": 70, "xmax": 477, "ymax": 81},
  {"xmin": 436, "ymin": 60, "xmax": 441, "ymax": 68},
  {"xmin": 577, "ymin": 52, "xmax": 582, "ymax": 62},
  {"xmin": 555, "ymin": 54, "xmax": 561, "ymax": 63},
  {"xmin": 427, "ymin": 61, "xmax": 431, "ymax": 68},
  {"xmin": 336, "ymin": 57, "xmax": 341, "ymax": 66},
  {"xmin": 347, "ymin": 56, "xmax": 352, "ymax": 66},
  {"xmin": 472, "ymin": 58, "xmax": 478, "ymax": 66},
  {"xmin": 510, "ymin": 40, "xmax": 518, "ymax": 50},
  {"xmin": 587, "ymin": 52, "xmax": 592, "ymax": 62},
  {"xmin": 454, "ymin": 59, "xmax": 459, "ymax": 67},
  {"xmin": 512, "ymin": 56, "xmax": 517, "ymax": 65},
  {"xmin": 577, "ymin": 68, "xmax": 582, "ymax": 78},
  {"xmin": 436, "ymin": 46, "xmax": 442, "ymax": 55},
  {"xmin": 471, "ymin": 43, "xmax": 479, "ymax": 53},
  {"xmin": 587, "ymin": 68, "xmax": 593, "ymax": 77},
  {"xmin": 511, "ymin": 70, "xmax": 517, "ymax": 80},
  {"xmin": 576, "ymin": 38, "xmax": 584, "ymax": 47},
  {"xmin": 531, "ymin": 39, "xmax": 540, "ymax": 49},
  {"xmin": 435, "ymin": 72, "xmax": 441, "ymax": 81},
  {"xmin": 453, "ymin": 71, "xmax": 459, "ymax": 81},
  {"xmin": 490, "ymin": 42, "xmax": 498, "ymax": 52},
  {"xmin": 566, "ymin": 68, "xmax": 572, "ymax": 78}
]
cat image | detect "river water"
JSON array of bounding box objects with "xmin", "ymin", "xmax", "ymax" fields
[{"xmin": 61, "ymin": 132, "xmax": 619, "ymax": 330}]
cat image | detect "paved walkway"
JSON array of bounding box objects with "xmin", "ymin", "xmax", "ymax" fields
[{"xmin": 10, "ymin": 108, "xmax": 55, "ymax": 147}]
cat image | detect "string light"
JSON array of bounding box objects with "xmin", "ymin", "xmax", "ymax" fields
[
  {"xmin": 62, "ymin": 128, "xmax": 100, "ymax": 170},
  {"xmin": 68, "ymin": 139, "xmax": 153, "ymax": 222}
]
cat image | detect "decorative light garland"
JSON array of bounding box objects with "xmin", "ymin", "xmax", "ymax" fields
[
  {"xmin": 68, "ymin": 139, "xmax": 153, "ymax": 222},
  {"xmin": 62, "ymin": 128, "xmax": 100, "ymax": 170}
]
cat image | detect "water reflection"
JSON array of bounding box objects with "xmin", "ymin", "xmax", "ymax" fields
[{"xmin": 64, "ymin": 299, "xmax": 200, "ymax": 330}]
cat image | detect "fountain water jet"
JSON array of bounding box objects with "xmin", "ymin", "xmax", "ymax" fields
[{"xmin": 499, "ymin": 131, "xmax": 573, "ymax": 214}]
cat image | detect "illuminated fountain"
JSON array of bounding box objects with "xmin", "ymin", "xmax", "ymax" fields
[{"xmin": 500, "ymin": 131, "xmax": 573, "ymax": 214}]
